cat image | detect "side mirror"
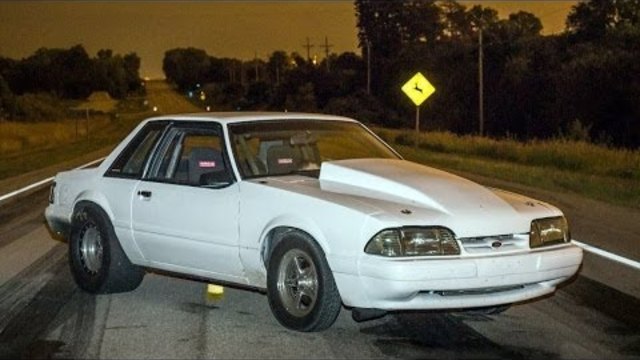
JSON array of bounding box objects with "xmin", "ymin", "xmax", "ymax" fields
[{"xmin": 199, "ymin": 171, "xmax": 234, "ymax": 188}]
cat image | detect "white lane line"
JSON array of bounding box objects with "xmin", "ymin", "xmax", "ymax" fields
[
  {"xmin": 0, "ymin": 177, "xmax": 54, "ymax": 203},
  {"xmin": 0, "ymin": 157, "xmax": 105, "ymax": 204},
  {"xmin": 572, "ymin": 240, "xmax": 640, "ymax": 271}
]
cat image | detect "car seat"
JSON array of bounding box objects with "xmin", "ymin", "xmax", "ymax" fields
[
  {"xmin": 188, "ymin": 147, "xmax": 225, "ymax": 185},
  {"xmin": 266, "ymin": 144, "xmax": 302, "ymax": 175}
]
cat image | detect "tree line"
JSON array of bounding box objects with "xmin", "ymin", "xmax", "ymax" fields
[
  {"xmin": 162, "ymin": 48, "xmax": 369, "ymax": 115},
  {"xmin": 356, "ymin": 0, "xmax": 640, "ymax": 148},
  {"xmin": 163, "ymin": 0, "xmax": 640, "ymax": 148},
  {"xmin": 0, "ymin": 0, "xmax": 635, "ymax": 147},
  {"xmin": 0, "ymin": 45, "xmax": 143, "ymax": 121}
]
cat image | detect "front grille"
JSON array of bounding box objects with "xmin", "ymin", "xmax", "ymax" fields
[{"xmin": 459, "ymin": 233, "xmax": 529, "ymax": 254}]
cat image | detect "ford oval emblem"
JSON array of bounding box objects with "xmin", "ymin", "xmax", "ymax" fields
[{"xmin": 491, "ymin": 241, "xmax": 502, "ymax": 248}]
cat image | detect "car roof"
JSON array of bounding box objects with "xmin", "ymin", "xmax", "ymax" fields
[{"xmin": 144, "ymin": 112, "xmax": 358, "ymax": 124}]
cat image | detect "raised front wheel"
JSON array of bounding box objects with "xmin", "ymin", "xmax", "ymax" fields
[{"xmin": 267, "ymin": 232, "xmax": 341, "ymax": 332}]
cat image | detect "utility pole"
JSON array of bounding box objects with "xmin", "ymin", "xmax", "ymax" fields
[
  {"xmin": 240, "ymin": 61, "xmax": 245, "ymax": 87},
  {"xmin": 85, "ymin": 108, "xmax": 89, "ymax": 141},
  {"xmin": 478, "ymin": 27, "xmax": 484, "ymax": 137},
  {"xmin": 302, "ymin": 37, "xmax": 314, "ymax": 63},
  {"xmin": 254, "ymin": 51, "xmax": 259, "ymax": 82},
  {"xmin": 228, "ymin": 64, "xmax": 235, "ymax": 83},
  {"xmin": 319, "ymin": 36, "xmax": 333, "ymax": 71},
  {"xmin": 366, "ymin": 40, "xmax": 371, "ymax": 95}
]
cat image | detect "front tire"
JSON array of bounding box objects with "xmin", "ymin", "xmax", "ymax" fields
[
  {"xmin": 69, "ymin": 203, "xmax": 144, "ymax": 294},
  {"xmin": 267, "ymin": 232, "xmax": 341, "ymax": 332}
]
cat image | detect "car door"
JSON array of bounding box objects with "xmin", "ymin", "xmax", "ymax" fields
[
  {"xmin": 131, "ymin": 121, "xmax": 246, "ymax": 283},
  {"xmin": 101, "ymin": 121, "xmax": 169, "ymax": 263}
]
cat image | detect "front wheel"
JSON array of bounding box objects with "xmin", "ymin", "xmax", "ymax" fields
[{"xmin": 267, "ymin": 232, "xmax": 341, "ymax": 332}]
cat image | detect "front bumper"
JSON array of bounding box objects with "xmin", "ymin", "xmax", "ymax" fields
[
  {"xmin": 45, "ymin": 205, "xmax": 71, "ymax": 240},
  {"xmin": 332, "ymin": 244, "xmax": 583, "ymax": 310}
]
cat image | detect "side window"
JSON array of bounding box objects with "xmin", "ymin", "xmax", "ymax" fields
[
  {"xmin": 147, "ymin": 124, "xmax": 233, "ymax": 188},
  {"xmin": 106, "ymin": 122, "xmax": 167, "ymax": 179}
]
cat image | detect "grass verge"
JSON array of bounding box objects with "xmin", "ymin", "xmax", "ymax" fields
[
  {"xmin": 0, "ymin": 112, "xmax": 150, "ymax": 181},
  {"xmin": 373, "ymin": 128, "xmax": 640, "ymax": 209}
]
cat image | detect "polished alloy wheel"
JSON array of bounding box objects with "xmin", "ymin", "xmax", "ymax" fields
[
  {"xmin": 276, "ymin": 249, "xmax": 318, "ymax": 317},
  {"xmin": 79, "ymin": 224, "xmax": 103, "ymax": 274}
]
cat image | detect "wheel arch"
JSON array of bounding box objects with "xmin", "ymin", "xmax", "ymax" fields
[
  {"xmin": 71, "ymin": 193, "xmax": 145, "ymax": 265},
  {"xmin": 68, "ymin": 197, "xmax": 145, "ymax": 294},
  {"xmin": 259, "ymin": 215, "xmax": 331, "ymax": 268},
  {"xmin": 72, "ymin": 190, "xmax": 115, "ymax": 221}
]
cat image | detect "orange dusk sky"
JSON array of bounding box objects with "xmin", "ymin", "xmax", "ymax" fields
[{"xmin": 0, "ymin": 1, "xmax": 576, "ymax": 78}]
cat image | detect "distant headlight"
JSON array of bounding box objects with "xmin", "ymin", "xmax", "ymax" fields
[
  {"xmin": 365, "ymin": 227, "xmax": 460, "ymax": 257},
  {"xmin": 530, "ymin": 216, "xmax": 570, "ymax": 248}
]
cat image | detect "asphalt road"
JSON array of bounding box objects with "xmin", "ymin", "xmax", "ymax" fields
[
  {"xmin": 0, "ymin": 189, "xmax": 639, "ymax": 359},
  {"xmin": 144, "ymin": 81, "xmax": 201, "ymax": 115}
]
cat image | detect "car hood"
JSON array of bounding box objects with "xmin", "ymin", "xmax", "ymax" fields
[
  {"xmin": 251, "ymin": 158, "xmax": 561, "ymax": 238},
  {"xmin": 318, "ymin": 159, "xmax": 529, "ymax": 218}
]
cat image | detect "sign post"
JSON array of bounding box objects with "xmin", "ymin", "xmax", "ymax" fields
[{"xmin": 401, "ymin": 72, "xmax": 436, "ymax": 145}]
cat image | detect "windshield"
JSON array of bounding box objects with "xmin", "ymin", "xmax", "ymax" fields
[{"xmin": 228, "ymin": 119, "xmax": 400, "ymax": 179}]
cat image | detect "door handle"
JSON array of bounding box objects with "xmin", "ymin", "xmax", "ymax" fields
[{"xmin": 137, "ymin": 190, "xmax": 152, "ymax": 199}]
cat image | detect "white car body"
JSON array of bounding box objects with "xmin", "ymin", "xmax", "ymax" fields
[{"xmin": 45, "ymin": 112, "xmax": 583, "ymax": 312}]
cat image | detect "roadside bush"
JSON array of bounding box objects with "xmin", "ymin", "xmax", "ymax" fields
[
  {"xmin": 117, "ymin": 97, "xmax": 148, "ymax": 113},
  {"xmin": 322, "ymin": 91, "xmax": 387, "ymax": 125},
  {"xmin": 395, "ymin": 133, "xmax": 415, "ymax": 146},
  {"xmin": 13, "ymin": 93, "xmax": 66, "ymax": 121},
  {"xmin": 285, "ymin": 83, "xmax": 317, "ymax": 112},
  {"xmin": 561, "ymin": 119, "xmax": 592, "ymax": 142}
]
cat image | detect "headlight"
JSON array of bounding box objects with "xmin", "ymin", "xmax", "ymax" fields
[
  {"xmin": 530, "ymin": 216, "xmax": 570, "ymax": 248},
  {"xmin": 365, "ymin": 227, "xmax": 460, "ymax": 257}
]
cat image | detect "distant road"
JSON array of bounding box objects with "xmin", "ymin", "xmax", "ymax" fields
[{"xmin": 144, "ymin": 80, "xmax": 201, "ymax": 115}]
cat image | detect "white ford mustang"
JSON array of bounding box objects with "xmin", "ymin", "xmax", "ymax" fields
[{"xmin": 45, "ymin": 112, "xmax": 583, "ymax": 331}]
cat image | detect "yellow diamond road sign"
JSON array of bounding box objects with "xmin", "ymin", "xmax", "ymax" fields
[{"xmin": 402, "ymin": 72, "xmax": 436, "ymax": 106}]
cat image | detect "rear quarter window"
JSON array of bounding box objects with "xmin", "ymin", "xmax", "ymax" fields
[{"xmin": 105, "ymin": 121, "xmax": 168, "ymax": 179}]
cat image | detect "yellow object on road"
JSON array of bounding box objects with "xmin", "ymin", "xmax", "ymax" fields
[{"xmin": 206, "ymin": 284, "xmax": 224, "ymax": 300}]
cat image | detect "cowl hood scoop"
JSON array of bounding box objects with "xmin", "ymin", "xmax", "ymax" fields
[{"xmin": 319, "ymin": 159, "xmax": 514, "ymax": 216}]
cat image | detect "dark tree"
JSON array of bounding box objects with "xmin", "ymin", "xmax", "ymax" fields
[
  {"xmin": 398, "ymin": 1, "xmax": 442, "ymax": 44},
  {"xmin": 355, "ymin": 0, "xmax": 403, "ymax": 59},
  {"xmin": 123, "ymin": 53, "xmax": 143, "ymax": 94},
  {"xmin": 15, "ymin": 45, "xmax": 93, "ymax": 98},
  {"xmin": 163, "ymin": 48, "xmax": 211, "ymax": 90},
  {"xmin": 567, "ymin": 0, "xmax": 640, "ymax": 40},
  {"xmin": 93, "ymin": 49, "xmax": 128, "ymax": 98},
  {"xmin": 267, "ymin": 51, "xmax": 291, "ymax": 85},
  {"xmin": 502, "ymin": 11, "xmax": 543, "ymax": 39},
  {"xmin": 440, "ymin": 0, "xmax": 473, "ymax": 40},
  {"xmin": 58, "ymin": 45, "xmax": 94, "ymax": 98},
  {"xmin": 0, "ymin": 74, "xmax": 15, "ymax": 118}
]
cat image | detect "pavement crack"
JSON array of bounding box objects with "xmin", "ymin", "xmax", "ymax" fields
[{"xmin": 105, "ymin": 324, "xmax": 147, "ymax": 330}]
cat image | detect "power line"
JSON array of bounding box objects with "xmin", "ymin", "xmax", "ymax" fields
[
  {"xmin": 319, "ymin": 36, "xmax": 334, "ymax": 71},
  {"xmin": 254, "ymin": 51, "xmax": 259, "ymax": 82},
  {"xmin": 302, "ymin": 37, "xmax": 314, "ymax": 62}
]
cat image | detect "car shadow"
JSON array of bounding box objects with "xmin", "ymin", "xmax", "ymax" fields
[{"xmin": 359, "ymin": 310, "xmax": 559, "ymax": 359}]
